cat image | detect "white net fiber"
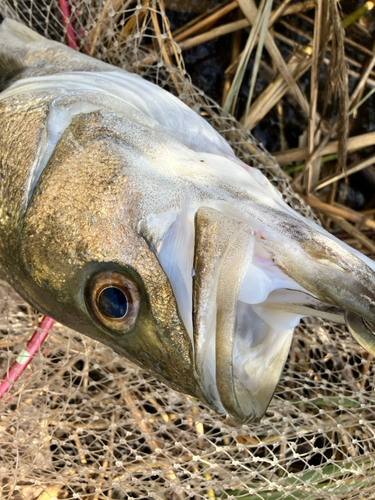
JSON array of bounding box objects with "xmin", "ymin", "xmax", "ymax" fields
[{"xmin": 0, "ymin": 1, "xmax": 375, "ymax": 499}]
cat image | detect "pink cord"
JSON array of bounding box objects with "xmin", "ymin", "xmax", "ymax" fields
[
  {"xmin": 58, "ymin": 0, "xmax": 78, "ymax": 50},
  {"xmin": 0, "ymin": 316, "xmax": 55, "ymax": 398}
]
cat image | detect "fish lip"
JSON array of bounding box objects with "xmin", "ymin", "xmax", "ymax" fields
[
  {"xmin": 346, "ymin": 311, "xmax": 375, "ymax": 356},
  {"xmin": 192, "ymin": 207, "xmax": 292, "ymax": 423}
]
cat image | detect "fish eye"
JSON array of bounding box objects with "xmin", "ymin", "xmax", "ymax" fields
[
  {"xmin": 85, "ymin": 271, "xmax": 140, "ymax": 334},
  {"xmin": 98, "ymin": 287, "xmax": 128, "ymax": 318}
]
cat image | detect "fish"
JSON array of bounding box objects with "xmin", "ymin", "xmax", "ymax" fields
[{"xmin": 0, "ymin": 18, "xmax": 375, "ymax": 424}]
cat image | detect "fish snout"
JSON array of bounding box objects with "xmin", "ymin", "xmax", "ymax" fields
[
  {"xmin": 261, "ymin": 217, "xmax": 375, "ymax": 353},
  {"xmin": 193, "ymin": 207, "xmax": 293, "ymax": 423}
]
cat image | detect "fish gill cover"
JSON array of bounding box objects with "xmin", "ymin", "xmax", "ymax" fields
[{"xmin": 0, "ymin": 1, "xmax": 375, "ymax": 500}]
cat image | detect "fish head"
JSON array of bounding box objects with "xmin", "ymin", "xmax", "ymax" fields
[
  {"xmin": 0, "ymin": 15, "xmax": 374, "ymax": 422},
  {"xmin": 14, "ymin": 109, "xmax": 207, "ymax": 400},
  {"xmin": 7, "ymin": 101, "xmax": 375, "ymax": 424}
]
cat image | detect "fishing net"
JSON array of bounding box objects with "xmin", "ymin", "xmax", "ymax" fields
[{"xmin": 0, "ymin": 1, "xmax": 375, "ymax": 499}]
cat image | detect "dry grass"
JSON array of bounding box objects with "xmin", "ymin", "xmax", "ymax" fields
[{"xmin": 172, "ymin": 0, "xmax": 375, "ymax": 255}]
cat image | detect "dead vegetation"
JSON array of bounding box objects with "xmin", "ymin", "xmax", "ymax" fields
[{"xmin": 169, "ymin": 0, "xmax": 375, "ymax": 259}]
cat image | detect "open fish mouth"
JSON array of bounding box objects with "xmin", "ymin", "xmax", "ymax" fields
[
  {"xmin": 157, "ymin": 203, "xmax": 375, "ymax": 424},
  {"xmin": 1, "ymin": 18, "xmax": 375, "ymax": 425}
]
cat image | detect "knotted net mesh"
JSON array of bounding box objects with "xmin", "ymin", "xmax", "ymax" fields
[{"xmin": 0, "ymin": 1, "xmax": 375, "ymax": 499}]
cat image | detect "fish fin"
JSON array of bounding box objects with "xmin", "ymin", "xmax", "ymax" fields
[
  {"xmin": 0, "ymin": 19, "xmax": 44, "ymax": 88},
  {"xmin": 0, "ymin": 18, "xmax": 44, "ymax": 44},
  {"xmin": 0, "ymin": 53, "xmax": 23, "ymax": 77},
  {"xmin": 0, "ymin": 52, "xmax": 26, "ymax": 91},
  {"xmin": 0, "ymin": 18, "xmax": 110, "ymax": 88}
]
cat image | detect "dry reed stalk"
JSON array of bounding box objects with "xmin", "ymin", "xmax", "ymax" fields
[
  {"xmin": 268, "ymin": 0, "xmax": 294, "ymax": 25},
  {"xmin": 306, "ymin": 0, "xmax": 348, "ymax": 213},
  {"xmin": 274, "ymin": 0, "xmax": 316, "ymax": 19},
  {"xmin": 271, "ymin": 0, "xmax": 317, "ymax": 22},
  {"xmin": 362, "ymin": 208, "xmax": 375, "ymax": 216},
  {"xmin": 302, "ymin": 14, "xmax": 375, "ymax": 87},
  {"xmin": 150, "ymin": 0, "xmax": 183, "ymax": 94},
  {"xmin": 327, "ymin": 0, "xmax": 349, "ymax": 172},
  {"xmin": 297, "ymin": 9, "xmax": 375, "ymax": 61},
  {"xmin": 176, "ymin": 0, "xmax": 328, "ymax": 135},
  {"xmin": 292, "ymin": 120, "xmax": 339, "ymax": 191},
  {"xmin": 315, "ymin": 153, "xmax": 375, "ymax": 191},
  {"xmin": 174, "ymin": 0, "xmax": 238, "ymax": 43},
  {"xmin": 178, "ymin": 18, "xmax": 248, "ymax": 51},
  {"xmin": 278, "ymin": 19, "xmax": 312, "ymax": 44},
  {"xmin": 277, "ymin": 101, "xmax": 288, "ymax": 151},
  {"xmin": 349, "ymin": 43, "xmax": 375, "ymax": 112},
  {"xmin": 274, "ymin": 131, "xmax": 375, "ymax": 165},
  {"xmin": 172, "ymin": 0, "xmax": 233, "ymax": 38},
  {"xmin": 178, "ymin": 0, "xmax": 318, "ymax": 53},
  {"xmin": 298, "ymin": 9, "xmax": 375, "ymax": 59},
  {"xmin": 331, "ymin": 216, "xmax": 375, "ymax": 254},
  {"xmin": 301, "ymin": 195, "xmax": 375, "ymax": 230},
  {"xmin": 92, "ymin": 410, "xmax": 120, "ymax": 500},
  {"xmin": 237, "ymin": 0, "xmax": 309, "ymax": 124},
  {"xmin": 304, "ymin": 0, "xmax": 322, "ymax": 194},
  {"xmin": 37, "ymin": 485, "xmax": 64, "ymax": 500},
  {"xmin": 275, "ymin": 22, "xmax": 375, "ymax": 84},
  {"xmin": 122, "ymin": 390, "xmax": 164, "ymax": 453},
  {"xmin": 223, "ymin": 0, "xmax": 268, "ymax": 115},
  {"xmin": 344, "ymin": 32, "xmax": 374, "ymax": 56},
  {"xmin": 222, "ymin": 22, "xmax": 242, "ymax": 105},
  {"xmin": 284, "ymin": 0, "xmax": 349, "ymax": 197},
  {"xmin": 244, "ymin": 49, "xmax": 312, "ymax": 130},
  {"xmin": 244, "ymin": 0, "xmax": 274, "ymax": 116},
  {"xmin": 244, "ymin": 1, "xmax": 363, "ymax": 134},
  {"xmin": 158, "ymin": 0, "xmax": 184, "ymax": 74},
  {"xmin": 87, "ymin": 0, "xmax": 127, "ymax": 55},
  {"xmin": 72, "ymin": 431, "xmax": 88, "ymax": 465},
  {"xmin": 115, "ymin": 0, "xmax": 151, "ymax": 43},
  {"xmin": 282, "ymin": 2, "xmax": 373, "ymax": 204}
]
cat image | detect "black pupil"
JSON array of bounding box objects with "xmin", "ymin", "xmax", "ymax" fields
[{"xmin": 98, "ymin": 287, "xmax": 128, "ymax": 319}]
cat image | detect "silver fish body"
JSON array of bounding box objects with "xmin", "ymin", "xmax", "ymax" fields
[{"xmin": 1, "ymin": 19, "xmax": 375, "ymax": 423}]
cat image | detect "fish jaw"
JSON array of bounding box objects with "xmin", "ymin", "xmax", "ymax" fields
[
  {"xmin": 192, "ymin": 208, "xmax": 286, "ymax": 420},
  {"xmin": 346, "ymin": 312, "xmax": 375, "ymax": 355},
  {"xmin": 185, "ymin": 198, "xmax": 375, "ymax": 423},
  {"xmin": 191, "ymin": 207, "xmax": 294, "ymax": 421}
]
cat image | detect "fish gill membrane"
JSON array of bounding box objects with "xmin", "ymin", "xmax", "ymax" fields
[{"xmin": 0, "ymin": 19, "xmax": 375, "ymax": 424}]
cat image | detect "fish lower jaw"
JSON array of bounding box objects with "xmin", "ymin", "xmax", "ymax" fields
[
  {"xmin": 191, "ymin": 207, "xmax": 310, "ymax": 422},
  {"xmin": 194, "ymin": 298, "xmax": 298, "ymax": 423}
]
